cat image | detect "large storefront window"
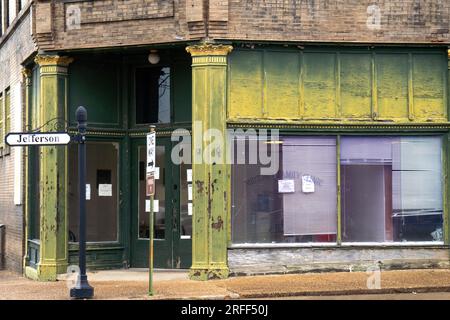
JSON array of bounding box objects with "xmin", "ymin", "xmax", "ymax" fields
[
  {"xmin": 341, "ymin": 136, "xmax": 443, "ymax": 243},
  {"xmin": 231, "ymin": 134, "xmax": 444, "ymax": 245},
  {"xmin": 68, "ymin": 142, "xmax": 119, "ymax": 242},
  {"xmin": 232, "ymin": 136, "xmax": 337, "ymax": 244}
]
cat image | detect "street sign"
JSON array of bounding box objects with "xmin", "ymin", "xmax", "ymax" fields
[
  {"xmin": 146, "ymin": 131, "xmax": 156, "ymax": 196},
  {"xmin": 5, "ymin": 132, "xmax": 71, "ymax": 146},
  {"xmin": 147, "ymin": 127, "xmax": 156, "ymax": 297},
  {"xmin": 146, "ymin": 173, "xmax": 155, "ymax": 196},
  {"xmin": 146, "ymin": 131, "xmax": 156, "ymax": 174}
]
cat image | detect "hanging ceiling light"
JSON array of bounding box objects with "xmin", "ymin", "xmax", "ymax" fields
[{"xmin": 148, "ymin": 50, "xmax": 160, "ymax": 64}]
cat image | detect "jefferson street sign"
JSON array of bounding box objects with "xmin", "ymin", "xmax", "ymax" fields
[{"xmin": 5, "ymin": 132, "xmax": 71, "ymax": 146}]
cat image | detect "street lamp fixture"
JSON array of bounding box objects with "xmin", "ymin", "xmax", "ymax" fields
[{"xmin": 148, "ymin": 50, "xmax": 160, "ymax": 64}]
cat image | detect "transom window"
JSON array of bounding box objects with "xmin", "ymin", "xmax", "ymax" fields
[{"xmin": 135, "ymin": 67, "xmax": 171, "ymax": 124}]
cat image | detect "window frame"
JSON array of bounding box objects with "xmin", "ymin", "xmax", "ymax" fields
[
  {"xmin": 229, "ymin": 130, "xmax": 447, "ymax": 248},
  {"xmin": 68, "ymin": 139, "xmax": 122, "ymax": 245}
]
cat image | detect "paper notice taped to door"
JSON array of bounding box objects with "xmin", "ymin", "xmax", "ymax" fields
[
  {"xmin": 302, "ymin": 175, "xmax": 315, "ymax": 193},
  {"xmin": 145, "ymin": 199, "xmax": 159, "ymax": 212},
  {"xmin": 187, "ymin": 169, "xmax": 192, "ymax": 182},
  {"xmin": 98, "ymin": 184, "xmax": 112, "ymax": 196},
  {"xmin": 154, "ymin": 167, "xmax": 160, "ymax": 180},
  {"xmin": 188, "ymin": 203, "xmax": 193, "ymax": 216},
  {"xmin": 153, "ymin": 199, "xmax": 159, "ymax": 212},
  {"xmin": 188, "ymin": 184, "xmax": 192, "ymax": 201},
  {"xmin": 86, "ymin": 184, "xmax": 91, "ymax": 200}
]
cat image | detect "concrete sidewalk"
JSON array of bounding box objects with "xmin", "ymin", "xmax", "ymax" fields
[{"xmin": 1, "ymin": 269, "xmax": 450, "ymax": 300}]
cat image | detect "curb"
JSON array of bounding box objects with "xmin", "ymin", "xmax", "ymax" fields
[
  {"xmin": 151, "ymin": 286, "xmax": 450, "ymax": 300},
  {"xmin": 232, "ymin": 286, "xmax": 450, "ymax": 299}
]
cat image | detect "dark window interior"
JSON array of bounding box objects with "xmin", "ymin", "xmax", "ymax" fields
[{"xmin": 135, "ymin": 67, "xmax": 170, "ymax": 124}]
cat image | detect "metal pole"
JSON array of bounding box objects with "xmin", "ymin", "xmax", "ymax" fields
[
  {"xmin": 149, "ymin": 125, "xmax": 155, "ymax": 296},
  {"xmin": 70, "ymin": 106, "xmax": 94, "ymax": 299}
]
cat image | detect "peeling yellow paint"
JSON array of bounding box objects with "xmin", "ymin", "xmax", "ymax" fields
[{"xmin": 228, "ymin": 49, "xmax": 447, "ymax": 123}]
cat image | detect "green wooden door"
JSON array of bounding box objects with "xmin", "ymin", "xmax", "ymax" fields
[{"xmin": 130, "ymin": 137, "xmax": 192, "ymax": 269}]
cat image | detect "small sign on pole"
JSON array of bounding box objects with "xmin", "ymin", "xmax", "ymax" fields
[
  {"xmin": 147, "ymin": 126, "xmax": 156, "ymax": 296},
  {"xmin": 146, "ymin": 174, "xmax": 155, "ymax": 196},
  {"xmin": 146, "ymin": 131, "xmax": 156, "ymax": 174}
]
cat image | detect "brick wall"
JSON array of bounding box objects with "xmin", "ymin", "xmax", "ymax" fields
[
  {"xmin": 33, "ymin": 0, "xmax": 450, "ymax": 51},
  {"xmin": 35, "ymin": 0, "xmax": 197, "ymax": 51},
  {"xmin": 221, "ymin": 0, "xmax": 450, "ymax": 43},
  {"xmin": 0, "ymin": 10, "xmax": 36, "ymax": 273}
]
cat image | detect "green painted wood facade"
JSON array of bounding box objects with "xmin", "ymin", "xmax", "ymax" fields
[
  {"xmin": 228, "ymin": 47, "xmax": 447, "ymax": 123},
  {"xmin": 22, "ymin": 44, "xmax": 450, "ymax": 281}
]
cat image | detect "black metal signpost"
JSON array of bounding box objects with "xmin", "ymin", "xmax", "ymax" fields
[{"xmin": 70, "ymin": 106, "xmax": 94, "ymax": 299}]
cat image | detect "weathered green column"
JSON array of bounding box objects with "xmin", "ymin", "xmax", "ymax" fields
[
  {"xmin": 186, "ymin": 43, "xmax": 233, "ymax": 280},
  {"xmin": 33, "ymin": 55, "xmax": 73, "ymax": 280},
  {"xmin": 447, "ymin": 49, "xmax": 450, "ymax": 246}
]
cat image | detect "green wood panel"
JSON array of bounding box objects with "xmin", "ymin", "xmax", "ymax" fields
[
  {"xmin": 265, "ymin": 51, "xmax": 300, "ymax": 118},
  {"xmin": 69, "ymin": 61, "xmax": 120, "ymax": 127},
  {"xmin": 376, "ymin": 54, "xmax": 409, "ymax": 119},
  {"xmin": 229, "ymin": 51, "xmax": 263, "ymax": 118},
  {"xmin": 228, "ymin": 48, "xmax": 447, "ymax": 123},
  {"xmin": 413, "ymin": 54, "xmax": 446, "ymax": 120},
  {"xmin": 303, "ymin": 52, "xmax": 336, "ymax": 118},
  {"xmin": 172, "ymin": 62, "xmax": 192, "ymax": 123},
  {"xmin": 340, "ymin": 53, "xmax": 372, "ymax": 118}
]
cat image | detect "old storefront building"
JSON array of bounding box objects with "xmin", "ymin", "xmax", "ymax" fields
[{"xmin": 0, "ymin": 0, "xmax": 450, "ymax": 280}]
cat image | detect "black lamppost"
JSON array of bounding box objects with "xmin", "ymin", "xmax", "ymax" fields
[{"xmin": 70, "ymin": 106, "xmax": 94, "ymax": 299}]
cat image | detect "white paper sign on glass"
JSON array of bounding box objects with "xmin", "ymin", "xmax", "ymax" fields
[
  {"xmin": 98, "ymin": 184, "xmax": 112, "ymax": 197},
  {"xmin": 188, "ymin": 184, "xmax": 192, "ymax": 201},
  {"xmin": 278, "ymin": 180, "xmax": 295, "ymax": 193},
  {"xmin": 154, "ymin": 167, "xmax": 160, "ymax": 180},
  {"xmin": 188, "ymin": 203, "xmax": 193, "ymax": 216},
  {"xmin": 187, "ymin": 169, "xmax": 192, "ymax": 182},
  {"xmin": 86, "ymin": 184, "xmax": 91, "ymax": 200},
  {"xmin": 302, "ymin": 175, "xmax": 315, "ymax": 193},
  {"xmin": 153, "ymin": 199, "xmax": 159, "ymax": 212},
  {"xmin": 145, "ymin": 199, "xmax": 159, "ymax": 212}
]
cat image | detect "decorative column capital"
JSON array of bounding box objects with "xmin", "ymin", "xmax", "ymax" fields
[
  {"xmin": 447, "ymin": 49, "xmax": 450, "ymax": 70},
  {"xmin": 35, "ymin": 55, "xmax": 74, "ymax": 66},
  {"xmin": 21, "ymin": 67, "xmax": 32, "ymax": 78},
  {"xmin": 186, "ymin": 44, "xmax": 233, "ymax": 66},
  {"xmin": 35, "ymin": 55, "xmax": 74, "ymax": 75},
  {"xmin": 21, "ymin": 68, "xmax": 33, "ymax": 85},
  {"xmin": 186, "ymin": 43, "xmax": 233, "ymax": 57}
]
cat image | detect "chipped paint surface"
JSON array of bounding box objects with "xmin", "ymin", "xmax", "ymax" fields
[
  {"xmin": 229, "ymin": 48, "xmax": 447, "ymax": 123},
  {"xmin": 33, "ymin": 56, "xmax": 71, "ymax": 281},
  {"xmin": 188, "ymin": 44, "xmax": 231, "ymax": 280}
]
